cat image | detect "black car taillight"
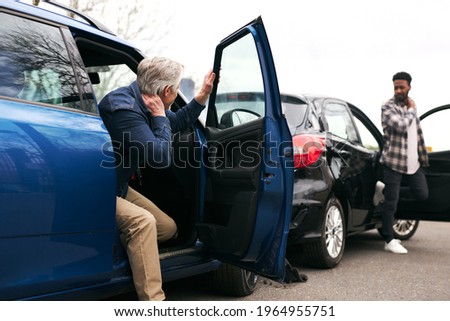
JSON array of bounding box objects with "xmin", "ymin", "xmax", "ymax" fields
[{"xmin": 293, "ymin": 134, "xmax": 325, "ymax": 169}]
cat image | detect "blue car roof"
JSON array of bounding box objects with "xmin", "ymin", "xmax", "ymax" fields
[{"xmin": 1, "ymin": 1, "xmax": 139, "ymax": 50}]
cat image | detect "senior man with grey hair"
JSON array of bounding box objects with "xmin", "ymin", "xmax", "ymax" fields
[{"xmin": 98, "ymin": 56, "xmax": 215, "ymax": 300}]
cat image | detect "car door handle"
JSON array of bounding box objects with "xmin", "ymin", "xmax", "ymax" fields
[{"xmin": 339, "ymin": 150, "xmax": 352, "ymax": 159}]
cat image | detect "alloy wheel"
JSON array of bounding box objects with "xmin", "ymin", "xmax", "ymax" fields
[
  {"xmin": 393, "ymin": 219, "xmax": 418, "ymax": 238},
  {"xmin": 325, "ymin": 205, "xmax": 344, "ymax": 259}
]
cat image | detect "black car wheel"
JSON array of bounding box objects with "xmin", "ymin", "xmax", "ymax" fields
[
  {"xmin": 393, "ymin": 219, "xmax": 419, "ymax": 240},
  {"xmin": 208, "ymin": 263, "xmax": 258, "ymax": 297},
  {"xmin": 378, "ymin": 219, "xmax": 419, "ymax": 240},
  {"xmin": 377, "ymin": 219, "xmax": 419, "ymax": 240},
  {"xmin": 300, "ymin": 197, "xmax": 346, "ymax": 268}
]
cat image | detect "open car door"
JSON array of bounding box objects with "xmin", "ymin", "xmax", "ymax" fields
[
  {"xmin": 397, "ymin": 104, "xmax": 450, "ymax": 221},
  {"xmin": 196, "ymin": 17, "xmax": 293, "ymax": 280}
]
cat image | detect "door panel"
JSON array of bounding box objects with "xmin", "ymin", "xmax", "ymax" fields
[
  {"xmin": 0, "ymin": 102, "xmax": 116, "ymax": 300},
  {"xmin": 199, "ymin": 120, "xmax": 263, "ymax": 256},
  {"xmin": 397, "ymin": 153, "xmax": 450, "ymax": 221},
  {"xmin": 323, "ymin": 101, "xmax": 378, "ymax": 227},
  {"xmin": 396, "ymin": 105, "xmax": 450, "ymax": 221},
  {"xmin": 0, "ymin": 12, "xmax": 117, "ymax": 299}
]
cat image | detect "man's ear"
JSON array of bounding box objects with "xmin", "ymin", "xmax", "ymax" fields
[{"xmin": 162, "ymin": 85, "xmax": 172, "ymax": 97}]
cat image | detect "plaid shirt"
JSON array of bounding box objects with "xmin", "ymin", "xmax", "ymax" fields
[{"xmin": 380, "ymin": 97, "xmax": 429, "ymax": 174}]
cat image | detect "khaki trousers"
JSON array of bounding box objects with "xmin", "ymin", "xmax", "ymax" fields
[{"xmin": 116, "ymin": 187, "xmax": 177, "ymax": 300}]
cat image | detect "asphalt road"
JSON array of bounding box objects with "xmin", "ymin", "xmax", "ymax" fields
[{"xmin": 162, "ymin": 221, "xmax": 450, "ymax": 301}]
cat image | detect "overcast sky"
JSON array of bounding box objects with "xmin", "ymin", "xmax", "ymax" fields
[
  {"xmin": 139, "ymin": 0, "xmax": 450, "ymax": 124},
  {"xmin": 49, "ymin": 0, "xmax": 450, "ymax": 125}
]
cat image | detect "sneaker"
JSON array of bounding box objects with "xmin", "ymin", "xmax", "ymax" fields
[
  {"xmin": 384, "ymin": 239, "xmax": 408, "ymax": 254},
  {"xmin": 373, "ymin": 181, "xmax": 385, "ymax": 206}
]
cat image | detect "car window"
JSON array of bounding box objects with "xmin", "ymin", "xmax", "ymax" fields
[
  {"xmin": 0, "ymin": 12, "xmax": 96, "ymax": 113},
  {"xmin": 281, "ymin": 96, "xmax": 310, "ymax": 135},
  {"xmin": 421, "ymin": 108, "xmax": 450, "ymax": 153},
  {"xmin": 75, "ymin": 38, "xmax": 138, "ymax": 105},
  {"xmin": 353, "ymin": 117, "xmax": 380, "ymax": 151},
  {"xmin": 213, "ymin": 34, "xmax": 265, "ymax": 128},
  {"xmin": 86, "ymin": 64, "xmax": 136, "ymax": 104},
  {"xmin": 324, "ymin": 102, "xmax": 359, "ymax": 142}
]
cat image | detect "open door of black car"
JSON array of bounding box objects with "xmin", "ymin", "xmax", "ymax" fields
[{"xmin": 397, "ymin": 104, "xmax": 450, "ymax": 221}]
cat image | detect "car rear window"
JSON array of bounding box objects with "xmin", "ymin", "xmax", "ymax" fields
[{"xmin": 281, "ymin": 95, "xmax": 309, "ymax": 135}]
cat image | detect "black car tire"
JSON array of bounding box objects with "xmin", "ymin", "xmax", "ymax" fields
[
  {"xmin": 377, "ymin": 219, "xmax": 420, "ymax": 240},
  {"xmin": 208, "ymin": 263, "xmax": 258, "ymax": 297},
  {"xmin": 300, "ymin": 197, "xmax": 346, "ymax": 269}
]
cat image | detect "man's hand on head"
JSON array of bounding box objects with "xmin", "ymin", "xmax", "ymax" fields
[
  {"xmin": 407, "ymin": 97, "xmax": 416, "ymax": 109},
  {"xmin": 142, "ymin": 94, "xmax": 166, "ymax": 117}
]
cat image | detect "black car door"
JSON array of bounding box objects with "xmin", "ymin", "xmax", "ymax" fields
[
  {"xmin": 322, "ymin": 100, "xmax": 379, "ymax": 227},
  {"xmin": 396, "ymin": 104, "xmax": 450, "ymax": 221}
]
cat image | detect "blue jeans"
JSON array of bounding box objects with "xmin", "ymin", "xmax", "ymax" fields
[{"xmin": 380, "ymin": 165, "xmax": 428, "ymax": 243}]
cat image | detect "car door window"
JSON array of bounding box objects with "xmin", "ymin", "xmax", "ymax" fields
[
  {"xmin": 353, "ymin": 117, "xmax": 380, "ymax": 151},
  {"xmin": 324, "ymin": 102, "xmax": 359, "ymax": 142},
  {"xmin": 212, "ymin": 34, "xmax": 265, "ymax": 128},
  {"xmin": 75, "ymin": 37, "xmax": 139, "ymax": 106},
  {"xmin": 0, "ymin": 13, "xmax": 95, "ymax": 113},
  {"xmin": 86, "ymin": 64, "xmax": 137, "ymax": 104}
]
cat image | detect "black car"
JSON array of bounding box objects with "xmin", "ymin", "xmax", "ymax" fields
[{"xmin": 215, "ymin": 92, "xmax": 450, "ymax": 268}]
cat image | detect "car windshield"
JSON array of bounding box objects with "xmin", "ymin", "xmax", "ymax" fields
[{"xmin": 281, "ymin": 95, "xmax": 308, "ymax": 135}]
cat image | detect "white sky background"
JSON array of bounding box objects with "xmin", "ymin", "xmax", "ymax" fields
[
  {"xmin": 43, "ymin": 0, "xmax": 450, "ymax": 126},
  {"xmin": 141, "ymin": 0, "xmax": 450, "ymax": 125}
]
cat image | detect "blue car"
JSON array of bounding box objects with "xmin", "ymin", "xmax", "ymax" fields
[{"xmin": 0, "ymin": 1, "xmax": 293, "ymax": 299}]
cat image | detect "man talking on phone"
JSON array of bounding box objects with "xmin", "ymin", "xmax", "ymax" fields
[{"xmin": 374, "ymin": 71, "xmax": 429, "ymax": 254}]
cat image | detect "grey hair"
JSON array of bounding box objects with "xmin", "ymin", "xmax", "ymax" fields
[{"xmin": 137, "ymin": 57, "xmax": 184, "ymax": 95}]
